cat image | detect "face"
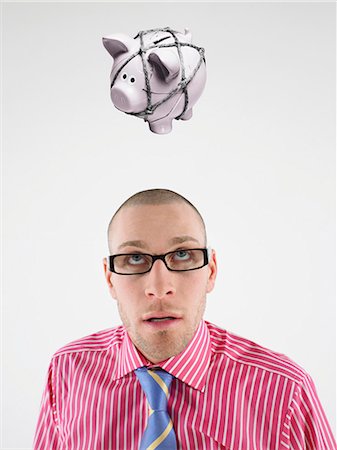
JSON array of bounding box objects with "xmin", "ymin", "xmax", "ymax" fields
[{"xmin": 103, "ymin": 202, "xmax": 217, "ymax": 363}]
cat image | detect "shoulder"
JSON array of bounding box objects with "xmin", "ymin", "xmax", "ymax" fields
[
  {"xmin": 52, "ymin": 325, "xmax": 125, "ymax": 358},
  {"xmin": 206, "ymin": 321, "xmax": 310, "ymax": 385}
]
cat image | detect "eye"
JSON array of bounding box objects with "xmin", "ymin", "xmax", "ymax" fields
[
  {"xmin": 173, "ymin": 250, "xmax": 191, "ymax": 261},
  {"xmin": 128, "ymin": 254, "xmax": 145, "ymax": 265},
  {"xmin": 130, "ymin": 77, "xmax": 136, "ymax": 83},
  {"xmin": 122, "ymin": 73, "xmax": 127, "ymax": 80}
]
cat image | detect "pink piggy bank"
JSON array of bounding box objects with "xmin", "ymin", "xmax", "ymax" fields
[{"xmin": 102, "ymin": 27, "xmax": 206, "ymax": 134}]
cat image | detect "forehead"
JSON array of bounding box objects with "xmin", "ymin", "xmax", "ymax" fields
[{"xmin": 109, "ymin": 202, "xmax": 205, "ymax": 251}]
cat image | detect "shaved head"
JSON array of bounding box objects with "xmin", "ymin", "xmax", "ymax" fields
[{"xmin": 107, "ymin": 189, "xmax": 207, "ymax": 252}]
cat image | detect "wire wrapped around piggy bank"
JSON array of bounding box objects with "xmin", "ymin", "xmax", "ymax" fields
[{"xmin": 102, "ymin": 27, "xmax": 206, "ymax": 134}]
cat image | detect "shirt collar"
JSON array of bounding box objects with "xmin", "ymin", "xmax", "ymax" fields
[{"xmin": 115, "ymin": 320, "xmax": 212, "ymax": 392}]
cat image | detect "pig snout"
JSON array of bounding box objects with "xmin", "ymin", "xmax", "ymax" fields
[
  {"xmin": 110, "ymin": 75, "xmax": 146, "ymax": 114},
  {"xmin": 110, "ymin": 86, "xmax": 135, "ymax": 113}
]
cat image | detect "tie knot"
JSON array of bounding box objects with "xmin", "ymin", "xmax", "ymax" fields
[{"xmin": 135, "ymin": 368, "xmax": 173, "ymax": 411}]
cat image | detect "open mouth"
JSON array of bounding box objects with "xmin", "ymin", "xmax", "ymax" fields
[
  {"xmin": 147, "ymin": 317, "xmax": 176, "ymax": 322},
  {"xmin": 143, "ymin": 314, "xmax": 181, "ymax": 328}
]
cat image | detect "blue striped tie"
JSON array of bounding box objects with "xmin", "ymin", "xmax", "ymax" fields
[{"xmin": 135, "ymin": 367, "xmax": 177, "ymax": 450}]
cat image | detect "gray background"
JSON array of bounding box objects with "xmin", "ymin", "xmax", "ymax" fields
[{"xmin": 2, "ymin": 2, "xmax": 336, "ymax": 448}]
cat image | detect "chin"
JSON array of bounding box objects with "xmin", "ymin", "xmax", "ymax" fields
[
  {"xmin": 150, "ymin": 336, "xmax": 188, "ymax": 362},
  {"xmin": 138, "ymin": 334, "xmax": 182, "ymax": 363}
]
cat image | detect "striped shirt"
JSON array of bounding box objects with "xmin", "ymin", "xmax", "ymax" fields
[{"xmin": 33, "ymin": 320, "xmax": 336, "ymax": 449}]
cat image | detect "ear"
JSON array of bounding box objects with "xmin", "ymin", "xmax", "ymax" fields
[
  {"xmin": 206, "ymin": 249, "xmax": 217, "ymax": 294},
  {"xmin": 184, "ymin": 28, "xmax": 192, "ymax": 43},
  {"xmin": 102, "ymin": 34, "xmax": 135, "ymax": 59},
  {"xmin": 148, "ymin": 49, "xmax": 180, "ymax": 82},
  {"xmin": 103, "ymin": 257, "xmax": 117, "ymax": 299}
]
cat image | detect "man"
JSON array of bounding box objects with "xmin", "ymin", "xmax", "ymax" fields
[{"xmin": 34, "ymin": 188, "xmax": 336, "ymax": 449}]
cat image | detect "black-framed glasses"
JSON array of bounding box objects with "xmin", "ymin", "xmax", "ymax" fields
[{"xmin": 108, "ymin": 248, "xmax": 209, "ymax": 275}]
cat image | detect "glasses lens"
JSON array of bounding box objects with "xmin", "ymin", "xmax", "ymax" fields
[
  {"xmin": 165, "ymin": 249, "xmax": 206, "ymax": 271},
  {"xmin": 113, "ymin": 254, "xmax": 152, "ymax": 274}
]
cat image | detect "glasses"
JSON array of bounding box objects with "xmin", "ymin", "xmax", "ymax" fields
[{"xmin": 108, "ymin": 248, "xmax": 209, "ymax": 275}]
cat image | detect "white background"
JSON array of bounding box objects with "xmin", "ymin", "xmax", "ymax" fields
[{"xmin": 2, "ymin": 2, "xmax": 336, "ymax": 448}]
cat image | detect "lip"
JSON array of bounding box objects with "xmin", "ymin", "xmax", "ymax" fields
[
  {"xmin": 143, "ymin": 312, "xmax": 181, "ymax": 321},
  {"xmin": 143, "ymin": 317, "xmax": 182, "ymax": 330},
  {"xmin": 142, "ymin": 312, "xmax": 182, "ymax": 329}
]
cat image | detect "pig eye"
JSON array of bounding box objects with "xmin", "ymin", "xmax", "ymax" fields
[
  {"xmin": 130, "ymin": 77, "xmax": 136, "ymax": 83},
  {"xmin": 122, "ymin": 73, "xmax": 127, "ymax": 80}
]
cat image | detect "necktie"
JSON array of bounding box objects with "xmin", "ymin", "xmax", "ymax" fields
[{"xmin": 135, "ymin": 367, "xmax": 177, "ymax": 450}]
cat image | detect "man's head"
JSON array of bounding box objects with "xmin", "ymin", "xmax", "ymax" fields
[{"xmin": 103, "ymin": 188, "xmax": 217, "ymax": 363}]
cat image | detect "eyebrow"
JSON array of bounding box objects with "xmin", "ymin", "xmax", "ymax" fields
[
  {"xmin": 117, "ymin": 236, "xmax": 200, "ymax": 252},
  {"xmin": 117, "ymin": 240, "xmax": 147, "ymax": 251},
  {"xmin": 168, "ymin": 236, "xmax": 200, "ymax": 245}
]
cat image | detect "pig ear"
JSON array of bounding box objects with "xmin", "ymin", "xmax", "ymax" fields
[
  {"xmin": 148, "ymin": 49, "xmax": 180, "ymax": 82},
  {"xmin": 184, "ymin": 28, "xmax": 192, "ymax": 43},
  {"xmin": 102, "ymin": 34, "xmax": 135, "ymax": 58}
]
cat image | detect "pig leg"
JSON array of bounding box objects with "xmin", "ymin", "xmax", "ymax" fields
[
  {"xmin": 148, "ymin": 119, "xmax": 173, "ymax": 134},
  {"xmin": 179, "ymin": 109, "xmax": 193, "ymax": 120}
]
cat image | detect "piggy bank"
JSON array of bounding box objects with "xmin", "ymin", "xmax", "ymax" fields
[{"xmin": 102, "ymin": 27, "xmax": 206, "ymax": 134}]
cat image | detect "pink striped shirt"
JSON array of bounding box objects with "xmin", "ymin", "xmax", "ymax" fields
[{"xmin": 34, "ymin": 321, "xmax": 336, "ymax": 449}]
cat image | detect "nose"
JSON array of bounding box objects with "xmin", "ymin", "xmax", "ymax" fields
[
  {"xmin": 145, "ymin": 259, "xmax": 176, "ymax": 300},
  {"xmin": 110, "ymin": 87, "xmax": 134, "ymax": 112}
]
